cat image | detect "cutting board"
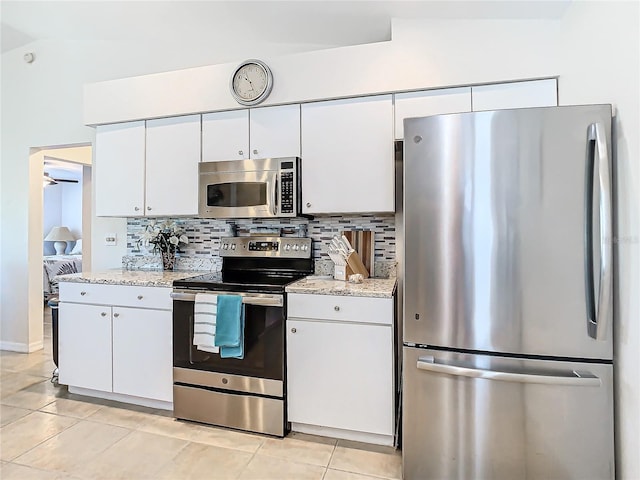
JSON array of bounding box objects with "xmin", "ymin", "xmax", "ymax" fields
[{"xmin": 341, "ymin": 230, "xmax": 374, "ymax": 277}]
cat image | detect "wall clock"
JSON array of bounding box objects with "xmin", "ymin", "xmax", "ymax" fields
[{"xmin": 230, "ymin": 59, "xmax": 274, "ymax": 106}]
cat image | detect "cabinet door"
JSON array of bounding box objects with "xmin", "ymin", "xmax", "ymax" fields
[
  {"xmin": 287, "ymin": 319, "xmax": 394, "ymax": 436},
  {"xmin": 202, "ymin": 110, "xmax": 249, "ymax": 162},
  {"xmin": 249, "ymin": 104, "xmax": 300, "ymax": 158},
  {"xmin": 394, "ymin": 87, "xmax": 472, "ymax": 139},
  {"xmin": 95, "ymin": 121, "xmax": 145, "ymax": 216},
  {"xmin": 58, "ymin": 302, "xmax": 112, "ymax": 392},
  {"xmin": 472, "ymin": 79, "xmax": 558, "ymax": 111},
  {"xmin": 146, "ymin": 115, "xmax": 200, "ymax": 216},
  {"xmin": 301, "ymin": 95, "xmax": 394, "ymax": 214},
  {"xmin": 112, "ymin": 307, "xmax": 173, "ymax": 402}
]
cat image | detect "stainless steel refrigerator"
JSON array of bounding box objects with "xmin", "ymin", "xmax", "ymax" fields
[{"xmin": 402, "ymin": 105, "xmax": 615, "ymax": 480}]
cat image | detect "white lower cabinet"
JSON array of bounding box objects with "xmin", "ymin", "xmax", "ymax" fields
[
  {"xmin": 58, "ymin": 283, "xmax": 173, "ymax": 408},
  {"xmin": 287, "ymin": 293, "xmax": 395, "ymax": 445},
  {"xmin": 59, "ymin": 302, "xmax": 112, "ymax": 392},
  {"xmin": 112, "ymin": 307, "xmax": 173, "ymax": 402}
]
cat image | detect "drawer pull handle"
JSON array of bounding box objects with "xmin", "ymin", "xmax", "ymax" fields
[
  {"xmin": 113, "ymin": 313, "xmax": 120, "ymax": 318},
  {"xmin": 334, "ymin": 306, "xmax": 340, "ymax": 311},
  {"xmin": 137, "ymin": 295, "xmax": 143, "ymax": 300},
  {"xmin": 100, "ymin": 312, "xmax": 107, "ymax": 317},
  {"xmin": 291, "ymin": 328, "xmax": 297, "ymax": 333},
  {"xmin": 80, "ymin": 291, "xmax": 87, "ymax": 296}
]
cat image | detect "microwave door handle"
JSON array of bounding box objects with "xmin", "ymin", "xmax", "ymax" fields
[{"xmin": 273, "ymin": 176, "xmax": 278, "ymax": 216}]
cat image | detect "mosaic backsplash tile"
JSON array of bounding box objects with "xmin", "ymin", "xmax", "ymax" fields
[{"xmin": 126, "ymin": 215, "xmax": 396, "ymax": 274}]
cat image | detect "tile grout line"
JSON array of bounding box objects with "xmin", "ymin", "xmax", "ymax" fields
[{"xmin": 5, "ymin": 410, "xmax": 81, "ymax": 465}]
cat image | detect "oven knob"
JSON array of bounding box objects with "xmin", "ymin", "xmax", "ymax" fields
[
  {"xmin": 284, "ymin": 244, "xmax": 291, "ymax": 251},
  {"xmin": 301, "ymin": 245, "xmax": 308, "ymax": 251},
  {"xmin": 222, "ymin": 244, "xmax": 228, "ymax": 250},
  {"xmin": 293, "ymin": 245, "xmax": 299, "ymax": 251},
  {"xmin": 230, "ymin": 244, "xmax": 236, "ymax": 250}
]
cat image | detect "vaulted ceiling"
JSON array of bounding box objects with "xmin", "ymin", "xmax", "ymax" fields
[{"xmin": 1, "ymin": 1, "xmax": 572, "ymax": 54}]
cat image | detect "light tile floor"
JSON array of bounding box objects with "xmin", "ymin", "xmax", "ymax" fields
[{"xmin": 0, "ymin": 308, "xmax": 402, "ymax": 479}]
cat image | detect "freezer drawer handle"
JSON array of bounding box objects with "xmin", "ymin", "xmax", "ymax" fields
[
  {"xmin": 416, "ymin": 356, "xmax": 601, "ymax": 387},
  {"xmin": 584, "ymin": 122, "xmax": 612, "ymax": 341}
]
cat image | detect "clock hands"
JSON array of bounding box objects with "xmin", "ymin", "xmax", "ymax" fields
[{"xmin": 243, "ymin": 73, "xmax": 255, "ymax": 92}]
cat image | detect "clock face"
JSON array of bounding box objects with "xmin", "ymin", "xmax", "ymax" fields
[{"xmin": 230, "ymin": 60, "xmax": 273, "ymax": 106}]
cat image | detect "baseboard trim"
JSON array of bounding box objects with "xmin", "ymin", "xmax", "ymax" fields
[
  {"xmin": 0, "ymin": 340, "xmax": 43, "ymax": 353},
  {"xmin": 291, "ymin": 422, "xmax": 394, "ymax": 446},
  {"xmin": 68, "ymin": 386, "xmax": 173, "ymax": 411}
]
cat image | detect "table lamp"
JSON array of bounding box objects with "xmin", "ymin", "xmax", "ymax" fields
[{"xmin": 45, "ymin": 226, "xmax": 75, "ymax": 255}]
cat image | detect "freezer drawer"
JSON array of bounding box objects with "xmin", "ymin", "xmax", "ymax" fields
[{"xmin": 402, "ymin": 346, "xmax": 614, "ymax": 480}]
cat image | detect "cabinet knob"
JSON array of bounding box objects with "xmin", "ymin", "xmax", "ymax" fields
[
  {"xmin": 306, "ymin": 202, "xmax": 311, "ymax": 208},
  {"xmin": 134, "ymin": 207, "xmax": 140, "ymax": 211},
  {"xmin": 100, "ymin": 312, "xmax": 107, "ymax": 317},
  {"xmin": 147, "ymin": 206, "xmax": 152, "ymax": 211},
  {"xmin": 113, "ymin": 313, "xmax": 120, "ymax": 318},
  {"xmin": 291, "ymin": 327, "xmax": 297, "ymax": 333},
  {"xmin": 238, "ymin": 150, "xmax": 243, "ymax": 156},
  {"xmin": 80, "ymin": 291, "xmax": 87, "ymax": 296},
  {"xmin": 137, "ymin": 295, "xmax": 143, "ymax": 300},
  {"xmin": 334, "ymin": 306, "xmax": 340, "ymax": 311},
  {"xmin": 253, "ymin": 149, "xmax": 258, "ymax": 155}
]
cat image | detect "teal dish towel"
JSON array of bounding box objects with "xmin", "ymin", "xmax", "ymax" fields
[{"xmin": 214, "ymin": 295, "xmax": 245, "ymax": 359}]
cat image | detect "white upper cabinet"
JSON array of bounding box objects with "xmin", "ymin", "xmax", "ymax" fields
[
  {"xmin": 95, "ymin": 116, "xmax": 201, "ymax": 217},
  {"xmin": 202, "ymin": 110, "xmax": 249, "ymax": 161},
  {"xmin": 249, "ymin": 104, "xmax": 300, "ymax": 158},
  {"xmin": 301, "ymin": 95, "xmax": 394, "ymax": 214},
  {"xmin": 471, "ymin": 79, "xmax": 558, "ymax": 111},
  {"xmin": 145, "ymin": 115, "xmax": 200, "ymax": 216},
  {"xmin": 95, "ymin": 121, "xmax": 145, "ymax": 216},
  {"xmin": 394, "ymin": 87, "xmax": 472, "ymax": 139},
  {"xmin": 202, "ymin": 105, "xmax": 300, "ymax": 162}
]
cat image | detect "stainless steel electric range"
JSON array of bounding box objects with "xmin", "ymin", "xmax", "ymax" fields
[{"xmin": 171, "ymin": 236, "xmax": 313, "ymax": 437}]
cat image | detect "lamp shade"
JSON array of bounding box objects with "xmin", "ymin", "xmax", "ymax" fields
[
  {"xmin": 45, "ymin": 226, "xmax": 75, "ymax": 255},
  {"xmin": 44, "ymin": 226, "xmax": 75, "ymax": 242}
]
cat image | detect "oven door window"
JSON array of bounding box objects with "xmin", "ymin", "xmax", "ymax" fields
[
  {"xmin": 174, "ymin": 302, "xmax": 283, "ymax": 381},
  {"xmin": 207, "ymin": 182, "xmax": 266, "ymax": 208}
]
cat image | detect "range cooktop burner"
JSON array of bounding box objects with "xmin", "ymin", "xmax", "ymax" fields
[
  {"xmin": 173, "ymin": 236, "xmax": 314, "ymax": 294},
  {"xmin": 173, "ymin": 272, "xmax": 299, "ymax": 294}
]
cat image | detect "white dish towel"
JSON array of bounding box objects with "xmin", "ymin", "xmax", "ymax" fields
[{"xmin": 193, "ymin": 293, "xmax": 219, "ymax": 353}]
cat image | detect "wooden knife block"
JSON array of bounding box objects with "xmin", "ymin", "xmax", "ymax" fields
[
  {"xmin": 345, "ymin": 251, "xmax": 369, "ymax": 278},
  {"xmin": 341, "ymin": 230, "xmax": 374, "ymax": 277}
]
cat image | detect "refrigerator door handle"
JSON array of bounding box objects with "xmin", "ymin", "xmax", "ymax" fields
[
  {"xmin": 416, "ymin": 356, "xmax": 602, "ymax": 387},
  {"xmin": 585, "ymin": 123, "xmax": 613, "ymax": 341}
]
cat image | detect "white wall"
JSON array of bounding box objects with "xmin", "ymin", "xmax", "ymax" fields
[
  {"xmin": 61, "ymin": 182, "xmax": 82, "ymax": 242},
  {"xmin": 1, "ymin": 1, "xmax": 637, "ymax": 476},
  {"xmin": 43, "ymin": 182, "xmax": 82, "ymax": 255},
  {"xmin": 43, "ymin": 186, "xmax": 62, "ymax": 255}
]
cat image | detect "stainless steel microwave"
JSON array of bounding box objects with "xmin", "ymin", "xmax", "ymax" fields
[{"xmin": 199, "ymin": 157, "xmax": 300, "ymax": 218}]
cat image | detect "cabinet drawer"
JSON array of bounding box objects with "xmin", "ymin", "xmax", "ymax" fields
[
  {"xmin": 288, "ymin": 293, "xmax": 392, "ymax": 325},
  {"xmin": 59, "ymin": 283, "xmax": 172, "ymax": 310}
]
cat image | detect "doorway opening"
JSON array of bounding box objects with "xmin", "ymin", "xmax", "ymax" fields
[{"xmin": 28, "ymin": 144, "xmax": 92, "ymax": 354}]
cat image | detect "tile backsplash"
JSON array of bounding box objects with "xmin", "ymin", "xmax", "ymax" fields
[{"xmin": 126, "ymin": 215, "xmax": 396, "ymax": 272}]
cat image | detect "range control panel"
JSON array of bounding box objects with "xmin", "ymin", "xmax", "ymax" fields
[{"xmin": 220, "ymin": 236, "xmax": 312, "ymax": 259}]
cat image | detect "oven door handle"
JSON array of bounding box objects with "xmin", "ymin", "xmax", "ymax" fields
[{"xmin": 171, "ymin": 291, "xmax": 284, "ymax": 307}]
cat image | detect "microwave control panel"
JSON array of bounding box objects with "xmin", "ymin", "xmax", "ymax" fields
[{"xmin": 279, "ymin": 160, "xmax": 296, "ymax": 215}]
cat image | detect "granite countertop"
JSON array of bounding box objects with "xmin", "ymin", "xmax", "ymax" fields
[
  {"xmin": 286, "ymin": 276, "xmax": 397, "ymax": 298},
  {"xmin": 56, "ymin": 269, "xmax": 204, "ymax": 288}
]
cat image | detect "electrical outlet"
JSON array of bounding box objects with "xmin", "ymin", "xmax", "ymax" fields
[{"xmin": 105, "ymin": 233, "xmax": 117, "ymax": 246}]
